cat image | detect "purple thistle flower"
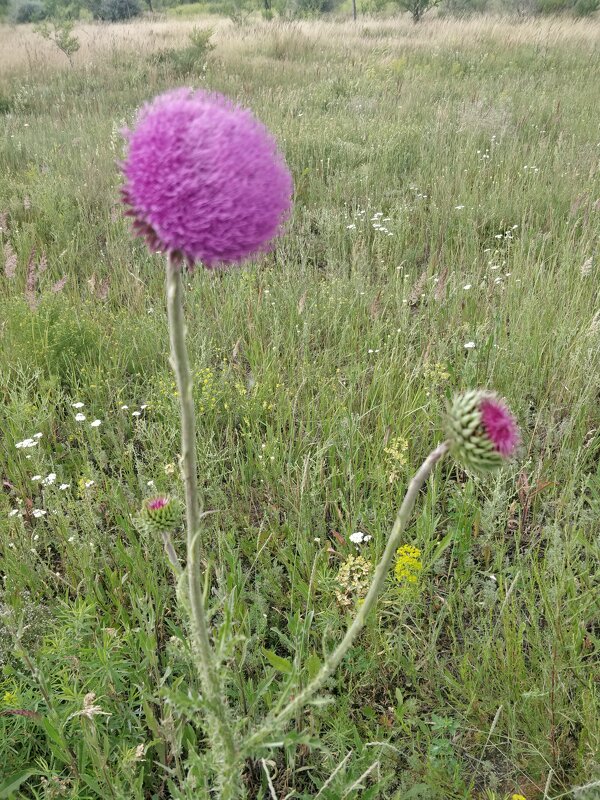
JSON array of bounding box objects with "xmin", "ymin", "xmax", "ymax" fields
[
  {"xmin": 121, "ymin": 88, "xmax": 293, "ymax": 268},
  {"xmin": 147, "ymin": 497, "xmax": 169, "ymax": 511},
  {"xmin": 480, "ymin": 396, "xmax": 520, "ymax": 458}
]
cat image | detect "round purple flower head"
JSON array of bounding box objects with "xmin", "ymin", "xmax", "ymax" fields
[
  {"xmin": 479, "ymin": 396, "xmax": 520, "ymax": 458},
  {"xmin": 121, "ymin": 88, "xmax": 293, "ymax": 268},
  {"xmin": 446, "ymin": 390, "xmax": 520, "ymax": 472}
]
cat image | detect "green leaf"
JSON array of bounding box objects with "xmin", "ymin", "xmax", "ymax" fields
[
  {"xmin": 40, "ymin": 717, "xmax": 65, "ymax": 751},
  {"xmin": 262, "ymin": 648, "xmax": 293, "ymax": 675},
  {"xmin": 81, "ymin": 774, "xmax": 105, "ymax": 794},
  {"xmin": 306, "ymin": 652, "xmax": 322, "ymax": 680},
  {"xmin": 0, "ymin": 769, "xmax": 38, "ymax": 798},
  {"xmin": 429, "ymin": 531, "xmax": 454, "ymax": 565}
]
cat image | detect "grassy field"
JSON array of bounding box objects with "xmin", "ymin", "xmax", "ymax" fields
[{"xmin": 1, "ymin": 13, "xmax": 600, "ymax": 799}]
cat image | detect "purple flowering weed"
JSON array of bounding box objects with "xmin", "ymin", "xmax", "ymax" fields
[{"xmin": 121, "ymin": 88, "xmax": 293, "ymax": 268}]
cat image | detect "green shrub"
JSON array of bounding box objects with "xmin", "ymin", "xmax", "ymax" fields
[
  {"xmin": 0, "ymin": 92, "xmax": 12, "ymax": 114},
  {"xmin": 572, "ymin": 0, "xmax": 598, "ymax": 15},
  {"xmin": 535, "ymin": 0, "xmax": 570, "ymax": 11},
  {"xmin": 152, "ymin": 26, "xmax": 214, "ymax": 75},
  {"xmin": 11, "ymin": 0, "xmax": 47, "ymax": 22},
  {"xmin": 441, "ymin": 0, "xmax": 489, "ymax": 15},
  {"xmin": 1, "ymin": 296, "xmax": 107, "ymax": 389},
  {"xmin": 100, "ymin": 0, "xmax": 141, "ymax": 18}
]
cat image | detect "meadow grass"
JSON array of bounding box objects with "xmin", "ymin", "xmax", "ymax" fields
[{"xmin": 0, "ymin": 14, "xmax": 599, "ymax": 799}]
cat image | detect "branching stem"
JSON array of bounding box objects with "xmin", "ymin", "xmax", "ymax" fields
[{"xmin": 246, "ymin": 440, "xmax": 450, "ymax": 751}]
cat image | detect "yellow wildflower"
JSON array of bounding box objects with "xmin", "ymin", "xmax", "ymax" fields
[
  {"xmin": 423, "ymin": 361, "xmax": 450, "ymax": 397},
  {"xmin": 394, "ymin": 544, "xmax": 422, "ymax": 585}
]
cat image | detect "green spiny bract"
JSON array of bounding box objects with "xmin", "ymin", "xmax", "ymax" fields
[
  {"xmin": 445, "ymin": 390, "xmax": 505, "ymax": 473},
  {"xmin": 140, "ymin": 496, "xmax": 182, "ymax": 534}
]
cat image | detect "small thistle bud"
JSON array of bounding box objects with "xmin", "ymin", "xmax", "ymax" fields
[
  {"xmin": 141, "ymin": 496, "xmax": 181, "ymax": 534},
  {"xmin": 446, "ymin": 390, "xmax": 520, "ymax": 472}
]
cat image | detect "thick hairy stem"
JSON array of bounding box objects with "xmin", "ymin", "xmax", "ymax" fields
[
  {"xmin": 246, "ymin": 440, "xmax": 450, "ymax": 752},
  {"xmin": 165, "ymin": 256, "xmax": 240, "ymax": 796}
]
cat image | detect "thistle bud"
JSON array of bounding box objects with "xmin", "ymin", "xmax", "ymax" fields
[
  {"xmin": 446, "ymin": 390, "xmax": 520, "ymax": 472},
  {"xmin": 141, "ymin": 496, "xmax": 181, "ymax": 534}
]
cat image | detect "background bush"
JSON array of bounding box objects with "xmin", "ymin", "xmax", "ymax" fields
[{"xmin": 11, "ymin": 0, "xmax": 48, "ymax": 21}]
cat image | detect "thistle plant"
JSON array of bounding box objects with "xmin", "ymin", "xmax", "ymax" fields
[
  {"xmin": 121, "ymin": 88, "xmax": 292, "ymax": 798},
  {"xmin": 121, "ymin": 88, "xmax": 520, "ymax": 797}
]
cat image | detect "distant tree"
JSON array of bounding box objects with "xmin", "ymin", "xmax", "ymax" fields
[{"xmin": 395, "ymin": 0, "xmax": 440, "ymax": 21}]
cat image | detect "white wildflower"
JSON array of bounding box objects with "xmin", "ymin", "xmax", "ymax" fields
[
  {"xmin": 72, "ymin": 402, "xmax": 85, "ymax": 409},
  {"xmin": 75, "ymin": 413, "xmax": 86, "ymax": 422},
  {"xmin": 16, "ymin": 438, "xmax": 38, "ymax": 449},
  {"xmin": 90, "ymin": 419, "xmax": 102, "ymax": 428},
  {"xmin": 68, "ymin": 692, "xmax": 110, "ymax": 721},
  {"xmin": 464, "ymin": 341, "xmax": 476, "ymax": 349},
  {"xmin": 42, "ymin": 473, "xmax": 56, "ymax": 486}
]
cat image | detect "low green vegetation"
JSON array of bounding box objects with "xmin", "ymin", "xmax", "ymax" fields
[{"xmin": 0, "ymin": 16, "xmax": 599, "ymax": 799}]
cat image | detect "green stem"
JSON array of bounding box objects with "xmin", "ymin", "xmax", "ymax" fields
[
  {"xmin": 161, "ymin": 531, "xmax": 183, "ymax": 578},
  {"xmin": 165, "ymin": 256, "xmax": 240, "ymax": 797},
  {"xmin": 245, "ymin": 440, "xmax": 450, "ymax": 752}
]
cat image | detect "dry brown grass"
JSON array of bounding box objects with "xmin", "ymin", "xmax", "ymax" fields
[{"xmin": 1, "ymin": 13, "xmax": 599, "ymax": 76}]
